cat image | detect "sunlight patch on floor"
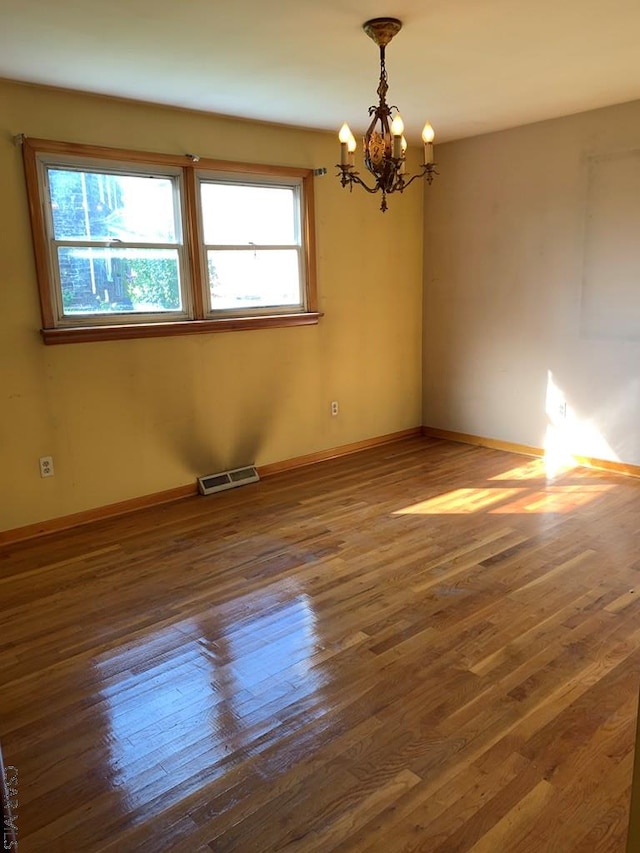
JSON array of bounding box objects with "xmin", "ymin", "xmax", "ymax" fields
[
  {"xmin": 393, "ymin": 482, "xmax": 613, "ymax": 516},
  {"xmin": 394, "ymin": 487, "xmax": 526, "ymax": 515}
]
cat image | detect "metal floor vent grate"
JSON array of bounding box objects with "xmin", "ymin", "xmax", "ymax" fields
[{"xmin": 197, "ymin": 465, "xmax": 260, "ymax": 496}]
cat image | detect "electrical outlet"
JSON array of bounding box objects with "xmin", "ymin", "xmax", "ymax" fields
[
  {"xmin": 39, "ymin": 456, "xmax": 54, "ymax": 478},
  {"xmin": 331, "ymin": 400, "xmax": 339, "ymax": 417},
  {"xmin": 558, "ymin": 401, "xmax": 567, "ymax": 419}
]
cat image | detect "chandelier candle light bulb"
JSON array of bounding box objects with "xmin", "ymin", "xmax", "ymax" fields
[
  {"xmin": 391, "ymin": 114, "xmax": 404, "ymax": 158},
  {"xmin": 422, "ymin": 122, "xmax": 435, "ymax": 164},
  {"xmin": 336, "ymin": 16, "xmax": 437, "ymax": 212},
  {"xmin": 339, "ymin": 122, "xmax": 353, "ymax": 166},
  {"xmin": 347, "ymin": 132, "xmax": 357, "ymax": 166}
]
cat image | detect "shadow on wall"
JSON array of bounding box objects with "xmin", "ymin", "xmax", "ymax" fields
[{"xmin": 139, "ymin": 338, "xmax": 301, "ymax": 479}]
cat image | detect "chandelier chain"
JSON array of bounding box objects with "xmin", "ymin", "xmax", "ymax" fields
[{"xmin": 377, "ymin": 46, "xmax": 389, "ymax": 106}]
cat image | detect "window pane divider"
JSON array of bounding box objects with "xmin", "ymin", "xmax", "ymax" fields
[
  {"xmin": 183, "ymin": 166, "xmax": 206, "ymax": 319},
  {"xmin": 51, "ymin": 240, "xmax": 181, "ymax": 250},
  {"xmin": 206, "ymin": 244, "xmax": 300, "ymax": 251}
]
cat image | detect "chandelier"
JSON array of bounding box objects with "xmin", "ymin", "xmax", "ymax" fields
[{"xmin": 337, "ymin": 17, "xmax": 436, "ymax": 212}]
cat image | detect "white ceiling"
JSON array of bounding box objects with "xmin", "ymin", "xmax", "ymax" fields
[{"xmin": 2, "ymin": 0, "xmax": 640, "ymax": 143}]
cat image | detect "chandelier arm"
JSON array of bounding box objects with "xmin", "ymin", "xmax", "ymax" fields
[
  {"xmin": 337, "ymin": 168, "xmax": 381, "ymax": 194},
  {"xmin": 351, "ymin": 175, "xmax": 382, "ymax": 194},
  {"xmin": 400, "ymin": 169, "xmax": 427, "ymax": 191},
  {"xmin": 400, "ymin": 165, "xmax": 438, "ymax": 190}
]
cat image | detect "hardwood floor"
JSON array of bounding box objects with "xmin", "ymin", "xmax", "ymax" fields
[{"xmin": 2, "ymin": 436, "xmax": 640, "ymax": 852}]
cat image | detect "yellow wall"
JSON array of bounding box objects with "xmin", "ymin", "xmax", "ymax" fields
[
  {"xmin": 0, "ymin": 79, "xmax": 424, "ymax": 532},
  {"xmin": 423, "ymin": 99, "xmax": 640, "ymax": 468}
]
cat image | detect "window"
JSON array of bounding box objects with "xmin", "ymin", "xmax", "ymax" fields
[
  {"xmin": 200, "ymin": 178, "xmax": 305, "ymax": 315},
  {"xmin": 45, "ymin": 164, "xmax": 189, "ymax": 321},
  {"xmin": 22, "ymin": 139, "xmax": 319, "ymax": 343}
]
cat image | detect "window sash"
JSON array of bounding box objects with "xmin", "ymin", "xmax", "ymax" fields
[
  {"xmin": 50, "ymin": 243, "xmax": 191, "ymax": 325},
  {"xmin": 205, "ymin": 247, "xmax": 305, "ymax": 316},
  {"xmin": 197, "ymin": 174, "xmax": 307, "ymax": 317},
  {"xmin": 43, "ymin": 165, "xmax": 183, "ymax": 245},
  {"xmin": 38, "ymin": 156, "xmax": 192, "ymax": 326}
]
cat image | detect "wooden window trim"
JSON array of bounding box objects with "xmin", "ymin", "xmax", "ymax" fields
[
  {"xmin": 39, "ymin": 313, "xmax": 322, "ymax": 344},
  {"xmin": 22, "ymin": 137, "xmax": 319, "ymax": 344}
]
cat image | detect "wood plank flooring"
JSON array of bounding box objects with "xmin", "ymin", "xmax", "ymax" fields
[{"xmin": 2, "ymin": 436, "xmax": 640, "ymax": 852}]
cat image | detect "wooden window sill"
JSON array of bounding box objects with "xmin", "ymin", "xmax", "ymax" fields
[{"xmin": 40, "ymin": 313, "xmax": 322, "ymax": 344}]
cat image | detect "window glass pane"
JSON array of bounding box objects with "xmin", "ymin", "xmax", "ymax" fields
[
  {"xmin": 201, "ymin": 183, "xmax": 297, "ymax": 245},
  {"xmin": 57, "ymin": 247, "xmax": 182, "ymax": 315},
  {"xmin": 48, "ymin": 169, "xmax": 178, "ymax": 243},
  {"xmin": 208, "ymin": 249, "xmax": 301, "ymax": 310}
]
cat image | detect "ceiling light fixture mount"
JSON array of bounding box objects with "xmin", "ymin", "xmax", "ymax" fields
[{"xmin": 337, "ymin": 17, "xmax": 436, "ymax": 212}]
